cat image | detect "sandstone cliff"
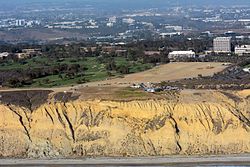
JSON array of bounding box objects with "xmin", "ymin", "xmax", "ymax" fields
[{"xmin": 0, "ymin": 90, "xmax": 249, "ymax": 158}]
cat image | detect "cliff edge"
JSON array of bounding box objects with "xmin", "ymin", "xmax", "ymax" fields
[{"xmin": 0, "ymin": 89, "xmax": 249, "ymax": 158}]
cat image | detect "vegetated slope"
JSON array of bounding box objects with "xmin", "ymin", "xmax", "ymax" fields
[
  {"xmin": 167, "ymin": 64, "xmax": 250, "ymax": 90},
  {"xmin": 0, "ymin": 90, "xmax": 249, "ymax": 158}
]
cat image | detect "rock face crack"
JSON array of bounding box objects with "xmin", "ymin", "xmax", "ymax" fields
[
  {"xmin": 230, "ymin": 108, "xmax": 250, "ymax": 127},
  {"xmin": 62, "ymin": 109, "xmax": 75, "ymax": 142},
  {"xmin": 219, "ymin": 91, "xmax": 250, "ymax": 128},
  {"xmin": 169, "ymin": 115, "xmax": 182, "ymax": 152},
  {"xmin": 55, "ymin": 108, "xmax": 65, "ymax": 128},
  {"xmin": 7, "ymin": 105, "xmax": 32, "ymax": 142},
  {"xmin": 44, "ymin": 108, "xmax": 54, "ymax": 124}
]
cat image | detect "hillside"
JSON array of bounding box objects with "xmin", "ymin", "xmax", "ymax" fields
[{"xmin": 0, "ymin": 89, "xmax": 249, "ymax": 158}]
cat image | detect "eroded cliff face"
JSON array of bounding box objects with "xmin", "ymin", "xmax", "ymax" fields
[{"xmin": 0, "ymin": 90, "xmax": 249, "ymax": 158}]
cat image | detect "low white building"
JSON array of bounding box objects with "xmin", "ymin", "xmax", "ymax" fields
[
  {"xmin": 107, "ymin": 22, "xmax": 114, "ymax": 27},
  {"xmin": 243, "ymin": 68, "xmax": 250, "ymax": 73},
  {"xmin": 122, "ymin": 18, "xmax": 135, "ymax": 24},
  {"xmin": 0, "ymin": 52, "xmax": 9, "ymax": 59},
  {"xmin": 165, "ymin": 25, "xmax": 183, "ymax": 31},
  {"xmin": 235, "ymin": 45, "xmax": 250, "ymax": 56},
  {"xmin": 168, "ymin": 50, "xmax": 196, "ymax": 60}
]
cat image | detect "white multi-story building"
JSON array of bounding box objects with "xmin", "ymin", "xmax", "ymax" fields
[
  {"xmin": 15, "ymin": 19, "xmax": 25, "ymax": 26},
  {"xmin": 168, "ymin": 50, "xmax": 196, "ymax": 60},
  {"xmin": 235, "ymin": 45, "xmax": 250, "ymax": 56},
  {"xmin": 213, "ymin": 37, "xmax": 231, "ymax": 53}
]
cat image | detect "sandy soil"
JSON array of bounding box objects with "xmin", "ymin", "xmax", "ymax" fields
[{"xmin": 76, "ymin": 62, "xmax": 227, "ymax": 87}]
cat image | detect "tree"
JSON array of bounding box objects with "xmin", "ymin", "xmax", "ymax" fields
[
  {"xmin": 105, "ymin": 60, "xmax": 117, "ymax": 71},
  {"xmin": 118, "ymin": 65, "xmax": 130, "ymax": 74},
  {"xmin": 7, "ymin": 78, "xmax": 23, "ymax": 87},
  {"xmin": 77, "ymin": 78, "xmax": 88, "ymax": 84}
]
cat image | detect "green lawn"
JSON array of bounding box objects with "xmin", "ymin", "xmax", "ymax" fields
[
  {"xmin": 30, "ymin": 57, "xmax": 110, "ymax": 87},
  {"xmin": 115, "ymin": 57, "xmax": 153, "ymax": 73},
  {"xmin": 114, "ymin": 87, "xmax": 148, "ymax": 99}
]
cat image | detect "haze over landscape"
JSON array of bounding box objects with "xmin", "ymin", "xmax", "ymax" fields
[
  {"xmin": 1, "ymin": 0, "xmax": 250, "ymax": 11},
  {"xmin": 0, "ymin": 0, "xmax": 250, "ymax": 166}
]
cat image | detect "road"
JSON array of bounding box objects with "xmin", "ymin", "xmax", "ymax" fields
[{"xmin": 0, "ymin": 155, "xmax": 249, "ymax": 166}]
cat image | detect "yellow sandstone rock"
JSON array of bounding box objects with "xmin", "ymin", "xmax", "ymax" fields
[{"xmin": 0, "ymin": 90, "xmax": 249, "ymax": 158}]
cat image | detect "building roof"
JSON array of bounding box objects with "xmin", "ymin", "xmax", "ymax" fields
[
  {"xmin": 214, "ymin": 37, "xmax": 231, "ymax": 41},
  {"xmin": 144, "ymin": 51, "xmax": 161, "ymax": 56},
  {"xmin": 0, "ymin": 52, "xmax": 9, "ymax": 58},
  {"xmin": 235, "ymin": 45, "xmax": 250, "ymax": 48},
  {"xmin": 169, "ymin": 50, "xmax": 195, "ymax": 54}
]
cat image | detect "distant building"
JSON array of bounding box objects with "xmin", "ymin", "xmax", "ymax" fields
[
  {"xmin": 15, "ymin": 48, "xmax": 42, "ymax": 59},
  {"xmin": 85, "ymin": 25, "xmax": 99, "ymax": 29},
  {"xmin": 16, "ymin": 53, "xmax": 30, "ymax": 59},
  {"xmin": 109, "ymin": 16, "xmax": 117, "ymax": 23},
  {"xmin": 115, "ymin": 49, "xmax": 128, "ymax": 56},
  {"xmin": 168, "ymin": 50, "xmax": 195, "ymax": 60},
  {"xmin": 107, "ymin": 22, "xmax": 114, "ymax": 27},
  {"xmin": 165, "ymin": 25, "xmax": 183, "ymax": 31},
  {"xmin": 213, "ymin": 37, "xmax": 231, "ymax": 53},
  {"xmin": 224, "ymin": 31, "xmax": 236, "ymax": 38},
  {"xmin": 243, "ymin": 68, "xmax": 250, "ymax": 73},
  {"xmin": 159, "ymin": 32, "xmax": 182, "ymax": 38},
  {"xmin": 80, "ymin": 47, "xmax": 97, "ymax": 52},
  {"xmin": 235, "ymin": 45, "xmax": 250, "ymax": 56},
  {"xmin": 0, "ymin": 52, "xmax": 9, "ymax": 59},
  {"xmin": 22, "ymin": 48, "xmax": 41, "ymax": 53},
  {"xmin": 102, "ymin": 46, "xmax": 117, "ymax": 53},
  {"xmin": 144, "ymin": 51, "xmax": 161, "ymax": 56},
  {"xmin": 201, "ymin": 31, "xmax": 213, "ymax": 38},
  {"xmin": 238, "ymin": 19, "xmax": 250, "ymax": 25},
  {"xmin": 236, "ymin": 36, "xmax": 245, "ymax": 40},
  {"xmin": 22, "ymin": 48, "xmax": 42, "ymax": 57},
  {"xmin": 122, "ymin": 18, "xmax": 135, "ymax": 24},
  {"xmin": 15, "ymin": 19, "xmax": 25, "ymax": 26}
]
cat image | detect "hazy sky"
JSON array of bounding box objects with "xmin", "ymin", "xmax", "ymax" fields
[
  {"xmin": 1, "ymin": 0, "xmax": 250, "ymax": 5},
  {"xmin": 0, "ymin": 0, "xmax": 249, "ymax": 11}
]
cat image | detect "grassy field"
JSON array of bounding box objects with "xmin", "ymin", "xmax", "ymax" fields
[
  {"xmin": 114, "ymin": 87, "xmax": 148, "ymax": 99},
  {"xmin": 0, "ymin": 56, "xmax": 153, "ymax": 87}
]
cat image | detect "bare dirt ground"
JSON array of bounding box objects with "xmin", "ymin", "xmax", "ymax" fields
[{"xmin": 77, "ymin": 62, "xmax": 227, "ymax": 88}]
